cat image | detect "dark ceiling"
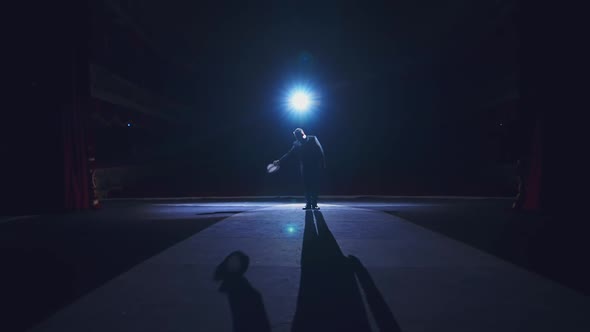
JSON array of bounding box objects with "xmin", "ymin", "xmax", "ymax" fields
[{"xmin": 110, "ymin": 0, "xmax": 517, "ymax": 99}]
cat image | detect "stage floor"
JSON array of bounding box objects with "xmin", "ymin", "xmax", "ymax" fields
[{"xmin": 2, "ymin": 198, "xmax": 589, "ymax": 331}]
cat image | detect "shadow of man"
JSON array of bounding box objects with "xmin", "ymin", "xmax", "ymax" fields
[
  {"xmin": 214, "ymin": 251, "xmax": 271, "ymax": 332},
  {"xmin": 290, "ymin": 211, "xmax": 372, "ymax": 331},
  {"xmin": 292, "ymin": 210, "xmax": 401, "ymax": 332},
  {"xmin": 349, "ymin": 254, "xmax": 402, "ymax": 332}
]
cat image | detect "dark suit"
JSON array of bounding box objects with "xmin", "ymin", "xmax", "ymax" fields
[{"xmin": 280, "ymin": 135, "xmax": 326, "ymax": 206}]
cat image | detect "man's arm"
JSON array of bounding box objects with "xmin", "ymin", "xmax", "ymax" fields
[
  {"xmin": 314, "ymin": 136, "xmax": 326, "ymax": 168},
  {"xmin": 275, "ymin": 143, "xmax": 295, "ymax": 165}
]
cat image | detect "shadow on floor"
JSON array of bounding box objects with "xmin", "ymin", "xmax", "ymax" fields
[
  {"xmin": 0, "ymin": 211, "xmax": 231, "ymax": 332},
  {"xmin": 214, "ymin": 251, "xmax": 271, "ymax": 332},
  {"xmin": 292, "ymin": 210, "xmax": 401, "ymax": 332},
  {"xmin": 348, "ymin": 254, "xmax": 402, "ymax": 332}
]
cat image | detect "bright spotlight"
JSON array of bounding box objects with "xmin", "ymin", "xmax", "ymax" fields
[{"xmin": 288, "ymin": 90, "xmax": 313, "ymax": 112}]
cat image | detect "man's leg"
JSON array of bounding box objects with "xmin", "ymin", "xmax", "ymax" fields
[
  {"xmin": 310, "ymin": 169, "xmax": 320, "ymax": 208},
  {"xmin": 302, "ymin": 171, "xmax": 312, "ymax": 209}
]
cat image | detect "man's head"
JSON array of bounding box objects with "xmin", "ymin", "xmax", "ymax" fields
[{"xmin": 293, "ymin": 128, "xmax": 307, "ymax": 142}]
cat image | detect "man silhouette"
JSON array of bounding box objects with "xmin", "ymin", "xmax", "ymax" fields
[{"xmin": 274, "ymin": 128, "xmax": 326, "ymax": 210}]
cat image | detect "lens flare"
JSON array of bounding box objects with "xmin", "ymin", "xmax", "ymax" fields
[
  {"xmin": 289, "ymin": 91, "xmax": 312, "ymax": 112},
  {"xmin": 285, "ymin": 85, "xmax": 317, "ymax": 113}
]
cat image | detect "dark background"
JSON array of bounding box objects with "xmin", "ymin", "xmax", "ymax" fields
[
  {"xmin": 91, "ymin": 0, "xmax": 519, "ymax": 198},
  {"xmin": 5, "ymin": 0, "xmax": 587, "ymax": 212}
]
